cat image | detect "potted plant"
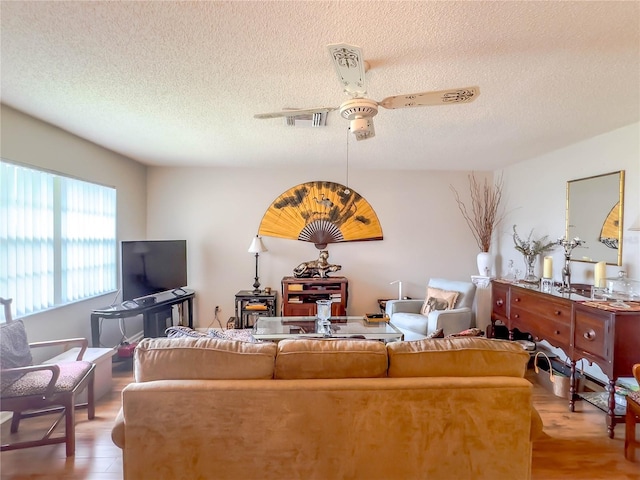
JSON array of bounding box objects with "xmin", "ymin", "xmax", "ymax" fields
[
  {"xmin": 451, "ymin": 173, "xmax": 505, "ymax": 276},
  {"xmin": 512, "ymin": 225, "xmax": 556, "ymax": 283}
]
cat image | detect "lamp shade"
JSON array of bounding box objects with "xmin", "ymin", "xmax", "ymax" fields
[{"xmin": 248, "ymin": 236, "xmax": 268, "ymax": 254}]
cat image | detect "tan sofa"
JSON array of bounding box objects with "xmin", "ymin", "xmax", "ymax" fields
[{"xmin": 112, "ymin": 336, "xmax": 543, "ymax": 480}]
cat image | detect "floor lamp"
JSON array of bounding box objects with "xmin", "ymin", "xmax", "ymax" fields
[{"xmin": 248, "ymin": 235, "xmax": 267, "ymax": 293}]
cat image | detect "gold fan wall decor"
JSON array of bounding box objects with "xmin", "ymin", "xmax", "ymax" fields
[
  {"xmin": 258, "ymin": 181, "xmax": 383, "ymax": 249},
  {"xmin": 599, "ymin": 201, "xmax": 621, "ymax": 249}
]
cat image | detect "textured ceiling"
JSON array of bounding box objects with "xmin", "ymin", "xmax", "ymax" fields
[{"xmin": 1, "ymin": 1, "xmax": 638, "ymax": 171}]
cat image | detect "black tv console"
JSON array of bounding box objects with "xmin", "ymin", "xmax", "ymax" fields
[{"xmin": 90, "ymin": 288, "xmax": 195, "ymax": 347}]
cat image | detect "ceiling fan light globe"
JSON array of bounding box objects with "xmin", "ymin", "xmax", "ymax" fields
[{"xmin": 350, "ymin": 118, "xmax": 369, "ymax": 132}]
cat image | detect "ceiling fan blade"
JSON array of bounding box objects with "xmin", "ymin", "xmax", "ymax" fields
[
  {"xmin": 378, "ymin": 86, "xmax": 480, "ymax": 110},
  {"xmin": 327, "ymin": 43, "xmax": 367, "ymax": 97},
  {"xmin": 254, "ymin": 107, "xmax": 337, "ymax": 120}
]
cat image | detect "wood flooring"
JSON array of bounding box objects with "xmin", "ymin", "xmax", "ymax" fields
[{"xmin": 1, "ymin": 359, "xmax": 638, "ymax": 479}]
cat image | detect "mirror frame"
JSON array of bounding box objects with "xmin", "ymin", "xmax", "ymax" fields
[{"xmin": 565, "ymin": 170, "xmax": 625, "ymax": 266}]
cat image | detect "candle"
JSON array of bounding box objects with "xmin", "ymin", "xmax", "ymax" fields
[
  {"xmin": 594, "ymin": 261, "xmax": 606, "ymax": 288},
  {"xmin": 543, "ymin": 256, "xmax": 553, "ymax": 279}
]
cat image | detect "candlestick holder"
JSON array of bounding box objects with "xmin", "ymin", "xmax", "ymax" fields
[
  {"xmin": 556, "ymin": 237, "xmax": 585, "ymax": 293},
  {"xmin": 541, "ymin": 277, "xmax": 553, "ymax": 293}
]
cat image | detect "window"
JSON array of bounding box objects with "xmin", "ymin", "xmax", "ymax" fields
[{"xmin": 1, "ymin": 160, "xmax": 117, "ymax": 318}]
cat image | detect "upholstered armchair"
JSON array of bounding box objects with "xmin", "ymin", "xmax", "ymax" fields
[
  {"xmin": 385, "ymin": 278, "xmax": 477, "ymax": 341},
  {"xmin": 0, "ymin": 298, "xmax": 96, "ymax": 456}
]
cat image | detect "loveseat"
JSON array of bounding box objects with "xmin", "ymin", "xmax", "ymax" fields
[
  {"xmin": 386, "ymin": 278, "xmax": 477, "ymax": 340},
  {"xmin": 112, "ymin": 336, "xmax": 542, "ymax": 480}
]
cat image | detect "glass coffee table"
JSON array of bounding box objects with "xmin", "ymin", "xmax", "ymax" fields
[{"xmin": 253, "ymin": 316, "xmax": 404, "ymax": 342}]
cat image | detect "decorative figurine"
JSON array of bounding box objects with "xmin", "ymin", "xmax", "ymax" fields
[
  {"xmin": 293, "ymin": 250, "xmax": 341, "ymax": 278},
  {"xmin": 556, "ymin": 236, "xmax": 586, "ymax": 293}
]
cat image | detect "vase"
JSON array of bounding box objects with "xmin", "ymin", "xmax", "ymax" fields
[
  {"xmin": 316, "ymin": 299, "xmax": 332, "ymax": 336},
  {"xmin": 476, "ymin": 252, "xmax": 492, "ymax": 277},
  {"xmin": 522, "ymin": 254, "xmax": 539, "ymax": 284}
]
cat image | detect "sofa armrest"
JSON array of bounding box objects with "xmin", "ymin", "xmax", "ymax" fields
[
  {"xmin": 428, "ymin": 307, "xmax": 473, "ymax": 336},
  {"xmin": 111, "ymin": 407, "xmax": 125, "ymax": 449},
  {"xmin": 385, "ymin": 299, "xmax": 423, "ymax": 316}
]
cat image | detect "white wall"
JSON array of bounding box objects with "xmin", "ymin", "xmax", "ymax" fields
[
  {"xmin": 495, "ymin": 123, "xmax": 639, "ymax": 283},
  {"xmin": 146, "ymin": 167, "xmax": 487, "ymax": 327},
  {"xmin": 1, "ymin": 105, "xmax": 148, "ymax": 357}
]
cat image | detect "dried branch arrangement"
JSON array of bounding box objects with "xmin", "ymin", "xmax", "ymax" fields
[{"xmin": 450, "ymin": 173, "xmax": 505, "ymax": 252}]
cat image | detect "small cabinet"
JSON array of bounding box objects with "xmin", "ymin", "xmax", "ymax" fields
[
  {"xmin": 235, "ymin": 290, "xmax": 277, "ymax": 328},
  {"xmin": 281, "ymin": 277, "xmax": 348, "ymax": 316}
]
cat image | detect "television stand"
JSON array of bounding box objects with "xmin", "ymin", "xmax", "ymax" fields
[{"xmin": 90, "ymin": 288, "xmax": 195, "ymax": 347}]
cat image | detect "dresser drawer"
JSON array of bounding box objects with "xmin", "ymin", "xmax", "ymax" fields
[
  {"xmin": 491, "ymin": 282, "xmax": 509, "ymax": 321},
  {"xmin": 510, "ymin": 288, "xmax": 572, "ymax": 325},
  {"xmin": 574, "ymin": 309, "xmax": 610, "ymax": 362},
  {"xmin": 511, "ymin": 305, "xmax": 572, "ymax": 349}
]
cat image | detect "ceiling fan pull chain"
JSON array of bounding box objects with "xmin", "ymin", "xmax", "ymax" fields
[{"xmin": 345, "ymin": 127, "xmax": 350, "ymax": 194}]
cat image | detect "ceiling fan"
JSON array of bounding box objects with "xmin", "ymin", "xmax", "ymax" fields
[{"xmin": 254, "ymin": 43, "xmax": 480, "ymax": 141}]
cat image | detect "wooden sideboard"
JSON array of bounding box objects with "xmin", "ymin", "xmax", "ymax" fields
[
  {"xmin": 281, "ymin": 277, "xmax": 348, "ymax": 316},
  {"xmin": 491, "ymin": 280, "xmax": 640, "ymax": 438}
]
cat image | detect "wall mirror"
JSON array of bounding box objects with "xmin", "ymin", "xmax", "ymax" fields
[{"xmin": 566, "ymin": 170, "xmax": 624, "ymax": 265}]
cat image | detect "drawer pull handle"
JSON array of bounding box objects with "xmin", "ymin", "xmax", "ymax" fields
[
  {"xmin": 514, "ymin": 298, "xmax": 521, "ymax": 302},
  {"xmin": 514, "ymin": 314, "xmax": 520, "ymax": 319},
  {"xmin": 555, "ymin": 330, "xmax": 560, "ymax": 335},
  {"xmin": 583, "ymin": 330, "xmax": 596, "ymax": 341},
  {"xmin": 496, "ymin": 299, "xmax": 504, "ymax": 307},
  {"xmin": 554, "ymin": 310, "xmax": 561, "ymax": 316}
]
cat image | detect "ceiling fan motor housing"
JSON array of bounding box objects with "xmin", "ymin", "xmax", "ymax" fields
[{"xmin": 339, "ymin": 98, "xmax": 379, "ymax": 120}]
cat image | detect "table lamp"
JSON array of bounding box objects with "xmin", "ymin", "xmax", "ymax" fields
[{"xmin": 248, "ymin": 235, "xmax": 268, "ymax": 293}]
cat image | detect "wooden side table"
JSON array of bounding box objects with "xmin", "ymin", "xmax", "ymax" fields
[{"xmin": 234, "ymin": 290, "xmax": 277, "ymax": 329}]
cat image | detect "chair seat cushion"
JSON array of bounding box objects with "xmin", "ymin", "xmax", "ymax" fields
[
  {"xmin": 389, "ymin": 313, "xmax": 428, "ymax": 335},
  {"xmin": 1, "ymin": 361, "xmax": 93, "ymax": 398}
]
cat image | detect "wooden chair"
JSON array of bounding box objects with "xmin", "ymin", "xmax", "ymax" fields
[
  {"xmin": 625, "ymin": 364, "xmax": 640, "ymax": 462},
  {"xmin": 0, "ymin": 298, "xmax": 96, "ymax": 456}
]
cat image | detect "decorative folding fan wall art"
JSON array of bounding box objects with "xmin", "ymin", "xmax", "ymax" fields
[
  {"xmin": 258, "ymin": 181, "xmax": 383, "ymax": 249},
  {"xmin": 599, "ymin": 201, "xmax": 621, "ymax": 249}
]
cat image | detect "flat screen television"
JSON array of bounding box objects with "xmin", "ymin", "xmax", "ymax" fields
[{"xmin": 121, "ymin": 240, "xmax": 187, "ymax": 301}]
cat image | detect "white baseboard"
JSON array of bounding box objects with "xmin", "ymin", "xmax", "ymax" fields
[
  {"xmin": 1, "ymin": 411, "xmax": 12, "ymax": 425},
  {"xmin": 125, "ymin": 331, "xmax": 144, "ymax": 344}
]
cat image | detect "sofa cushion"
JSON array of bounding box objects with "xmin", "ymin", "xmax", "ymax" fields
[
  {"xmin": 387, "ymin": 337, "xmax": 529, "ymax": 378},
  {"xmin": 134, "ymin": 337, "xmax": 277, "ymax": 382},
  {"xmin": 420, "ymin": 287, "xmax": 459, "ymax": 315},
  {"xmin": 275, "ymin": 338, "xmax": 388, "ymax": 379}
]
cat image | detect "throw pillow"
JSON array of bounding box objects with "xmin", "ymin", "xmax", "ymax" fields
[
  {"xmin": 446, "ymin": 328, "xmax": 484, "ymax": 337},
  {"xmin": 165, "ymin": 326, "xmax": 259, "ymax": 343},
  {"xmin": 165, "ymin": 326, "xmax": 209, "ymax": 338},
  {"xmin": 425, "ymin": 328, "xmax": 444, "ymax": 339},
  {"xmin": 0, "ymin": 320, "xmax": 34, "ymax": 391},
  {"xmin": 420, "ymin": 287, "xmax": 459, "ymax": 316}
]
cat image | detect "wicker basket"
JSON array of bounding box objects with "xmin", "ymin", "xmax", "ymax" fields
[{"xmin": 533, "ymin": 351, "xmax": 582, "ymax": 399}]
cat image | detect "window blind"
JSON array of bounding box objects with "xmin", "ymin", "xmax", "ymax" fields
[{"xmin": 1, "ymin": 161, "xmax": 116, "ymax": 318}]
